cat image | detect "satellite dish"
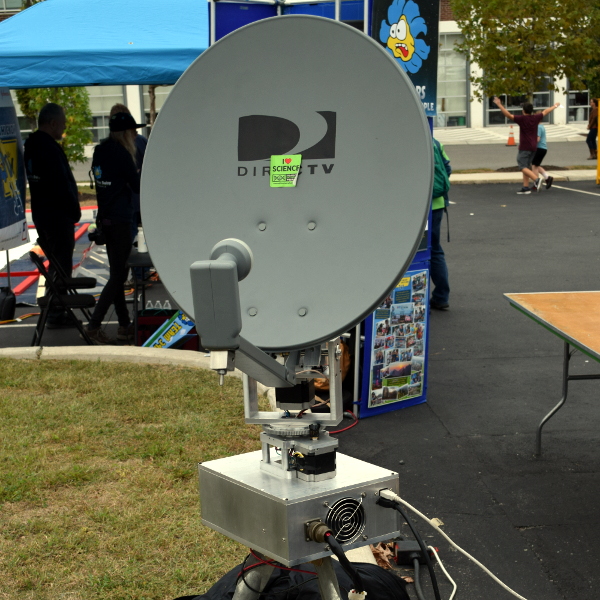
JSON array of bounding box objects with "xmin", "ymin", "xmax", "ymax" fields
[{"xmin": 142, "ymin": 15, "xmax": 432, "ymax": 352}]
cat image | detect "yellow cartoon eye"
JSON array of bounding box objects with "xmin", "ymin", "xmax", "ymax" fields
[
  {"xmin": 390, "ymin": 23, "xmax": 397, "ymax": 38},
  {"xmin": 396, "ymin": 18, "xmax": 407, "ymax": 40}
]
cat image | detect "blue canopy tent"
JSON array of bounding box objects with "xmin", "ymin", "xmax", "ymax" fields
[{"xmin": 0, "ymin": 0, "xmax": 209, "ymax": 88}]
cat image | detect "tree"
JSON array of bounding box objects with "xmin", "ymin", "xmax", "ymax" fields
[
  {"xmin": 16, "ymin": 87, "xmax": 93, "ymax": 165},
  {"xmin": 450, "ymin": 0, "xmax": 600, "ymax": 101}
]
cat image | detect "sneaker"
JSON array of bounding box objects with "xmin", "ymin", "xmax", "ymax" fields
[
  {"xmin": 535, "ymin": 177, "xmax": 543, "ymax": 192},
  {"xmin": 117, "ymin": 324, "xmax": 134, "ymax": 341},
  {"xmin": 545, "ymin": 176, "xmax": 554, "ymax": 190},
  {"xmin": 430, "ymin": 300, "xmax": 449, "ymax": 310},
  {"xmin": 83, "ymin": 326, "xmax": 116, "ymax": 345},
  {"xmin": 516, "ymin": 187, "xmax": 531, "ymax": 194}
]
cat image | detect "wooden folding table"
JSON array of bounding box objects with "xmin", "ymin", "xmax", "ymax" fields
[{"xmin": 505, "ymin": 291, "xmax": 600, "ymax": 455}]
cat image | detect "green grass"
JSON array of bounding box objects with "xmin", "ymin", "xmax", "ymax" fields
[{"xmin": 0, "ymin": 358, "xmax": 262, "ymax": 600}]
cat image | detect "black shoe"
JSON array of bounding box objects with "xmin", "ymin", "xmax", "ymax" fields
[
  {"xmin": 82, "ymin": 326, "xmax": 117, "ymax": 345},
  {"xmin": 516, "ymin": 187, "xmax": 531, "ymax": 194},
  {"xmin": 430, "ymin": 300, "xmax": 449, "ymax": 310},
  {"xmin": 47, "ymin": 314, "xmax": 80, "ymax": 329},
  {"xmin": 545, "ymin": 176, "xmax": 554, "ymax": 190}
]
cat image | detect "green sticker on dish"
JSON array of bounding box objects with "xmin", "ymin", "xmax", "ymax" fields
[{"xmin": 270, "ymin": 155, "xmax": 302, "ymax": 188}]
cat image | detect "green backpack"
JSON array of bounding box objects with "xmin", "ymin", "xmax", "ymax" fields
[{"xmin": 432, "ymin": 141, "xmax": 451, "ymax": 199}]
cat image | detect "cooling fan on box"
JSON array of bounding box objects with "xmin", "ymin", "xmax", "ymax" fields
[{"xmin": 326, "ymin": 497, "xmax": 366, "ymax": 544}]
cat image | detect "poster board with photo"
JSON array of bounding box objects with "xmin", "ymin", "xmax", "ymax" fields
[{"xmin": 359, "ymin": 265, "xmax": 429, "ymax": 417}]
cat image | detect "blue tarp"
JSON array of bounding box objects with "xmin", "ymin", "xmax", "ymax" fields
[{"xmin": 0, "ymin": 0, "xmax": 209, "ymax": 88}]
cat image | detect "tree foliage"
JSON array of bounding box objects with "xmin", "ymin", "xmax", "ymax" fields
[
  {"xmin": 16, "ymin": 87, "xmax": 93, "ymax": 165},
  {"xmin": 450, "ymin": 0, "xmax": 600, "ymax": 100}
]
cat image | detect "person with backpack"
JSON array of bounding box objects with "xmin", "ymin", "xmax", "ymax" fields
[{"xmin": 431, "ymin": 138, "xmax": 451, "ymax": 310}]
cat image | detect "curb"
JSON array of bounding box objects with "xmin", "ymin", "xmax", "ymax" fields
[{"xmin": 0, "ymin": 346, "xmax": 273, "ymax": 397}]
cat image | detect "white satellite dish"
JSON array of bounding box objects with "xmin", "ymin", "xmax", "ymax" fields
[{"xmin": 142, "ymin": 15, "xmax": 432, "ymax": 352}]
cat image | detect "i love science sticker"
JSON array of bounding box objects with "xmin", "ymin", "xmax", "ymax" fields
[{"xmin": 270, "ymin": 155, "xmax": 302, "ymax": 188}]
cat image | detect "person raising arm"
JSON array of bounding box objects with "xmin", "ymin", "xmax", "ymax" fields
[{"xmin": 493, "ymin": 97, "xmax": 560, "ymax": 194}]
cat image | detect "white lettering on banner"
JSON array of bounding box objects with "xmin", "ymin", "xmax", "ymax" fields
[
  {"xmin": 415, "ymin": 86, "xmax": 426, "ymax": 100},
  {"xmin": 0, "ymin": 123, "xmax": 16, "ymax": 136}
]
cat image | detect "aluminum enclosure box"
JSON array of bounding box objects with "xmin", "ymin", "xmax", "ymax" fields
[{"xmin": 199, "ymin": 451, "xmax": 401, "ymax": 566}]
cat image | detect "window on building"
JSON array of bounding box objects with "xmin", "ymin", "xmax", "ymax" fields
[
  {"xmin": 568, "ymin": 89, "xmax": 589, "ymax": 123},
  {"xmin": 436, "ymin": 33, "xmax": 468, "ymax": 127},
  {"xmin": 0, "ymin": 0, "xmax": 21, "ymax": 10},
  {"xmin": 88, "ymin": 86, "xmax": 127, "ymax": 143},
  {"xmin": 142, "ymin": 85, "xmax": 174, "ymax": 124},
  {"xmin": 487, "ymin": 78, "xmax": 553, "ymax": 125}
]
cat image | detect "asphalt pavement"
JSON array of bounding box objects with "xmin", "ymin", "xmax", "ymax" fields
[
  {"xmin": 6, "ymin": 142, "xmax": 600, "ymax": 600},
  {"xmin": 342, "ymin": 178, "xmax": 600, "ymax": 600}
]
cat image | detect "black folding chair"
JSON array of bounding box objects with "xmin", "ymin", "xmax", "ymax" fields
[
  {"xmin": 29, "ymin": 251, "xmax": 96, "ymax": 346},
  {"xmin": 37, "ymin": 237, "xmax": 97, "ymax": 294}
]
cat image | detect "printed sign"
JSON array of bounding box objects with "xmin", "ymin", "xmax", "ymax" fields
[
  {"xmin": 367, "ymin": 268, "xmax": 428, "ymax": 408},
  {"xmin": 371, "ymin": 0, "xmax": 439, "ymax": 116},
  {"xmin": 143, "ymin": 310, "xmax": 196, "ymax": 349},
  {"xmin": 270, "ymin": 154, "xmax": 301, "ymax": 188},
  {"xmin": 0, "ymin": 88, "xmax": 28, "ymax": 251}
]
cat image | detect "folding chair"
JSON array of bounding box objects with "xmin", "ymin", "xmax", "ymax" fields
[
  {"xmin": 38, "ymin": 237, "xmax": 97, "ymax": 293},
  {"xmin": 29, "ymin": 251, "xmax": 97, "ymax": 346}
]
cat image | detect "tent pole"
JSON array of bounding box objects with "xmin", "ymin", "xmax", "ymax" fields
[
  {"xmin": 5, "ymin": 250, "xmax": 11, "ymax": 289},
  {"xmin": 209, "ymin": 0, "xmax": 216, "ymax": 45},
  {"xmin": 334, "ymin": 0, "xmax": 340, "ymax": 21},
  {"xmin": 363, "ymin": 0, "xmax": 368, "ymax": 34}
]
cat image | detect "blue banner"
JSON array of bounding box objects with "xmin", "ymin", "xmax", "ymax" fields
[
  {"xmin": 0, "ymin": 88, "xmax": 28, "ymax": 251},
  {"xmin": 371, "ymin": 0, "xmax": 439, "ymax": 117}
]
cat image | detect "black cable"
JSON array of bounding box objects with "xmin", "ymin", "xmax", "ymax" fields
[
  {"xmin": 324, "ymin": 532, "xmax": 365, "ymax": 593},
  {"xmin": 392, "ymin": 504, "xmax": 441, "ymax": 600},
  {"xmin": 236, "ymin": 554, "xmax": 319, "ymax": 598},
  {"xmin": 413, "ymin": 558, "xmax": 427, "ymax": 600},
  {"xmin": 237, "ymin": 554, "xmax": 264, "ymax": 595}
]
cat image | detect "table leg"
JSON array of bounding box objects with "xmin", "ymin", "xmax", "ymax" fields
[
  {"xmin": 535, "ymin": 344, "xmax": 600, "ymax": 455},
  {"xmin": 535, "ymin": 341, "xmax": 571, "ymax": 456}
]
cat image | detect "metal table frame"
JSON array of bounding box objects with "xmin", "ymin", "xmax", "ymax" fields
[
  {"xmin": 536, "ymin": 340, "xmax": 600, "ymax": 456},
  {"xmin": 505, "ymin": 292, "xmax": 600, "ymax": 456}
]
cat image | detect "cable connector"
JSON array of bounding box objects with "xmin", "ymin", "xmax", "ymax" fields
[
  {"xmin": 395, "ymin": 541, "xmax": 436, "ymax": 566},
  {"xmin": 348, "ymin": 590, "xmax": 367, "ymax": 600},
  {"xmin": 378, "ymin": 488, "xmax": 402, "ymax": 503}
]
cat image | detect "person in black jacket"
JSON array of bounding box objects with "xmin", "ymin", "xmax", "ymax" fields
[
  {"xmin": 85, "ymin": 112, "xmax": 144, "ymax": 344},
  {"xmin": 24, "ymin": 103, "xmax": 81, "ymax": 328}
]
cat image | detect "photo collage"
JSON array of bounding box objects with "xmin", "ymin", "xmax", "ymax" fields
[{"xmin": 368, "ymin": 270, "xmax": 428, "ymax": 408}]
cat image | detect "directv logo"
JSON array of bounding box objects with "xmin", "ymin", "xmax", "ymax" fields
[{"xmin": 237, "ymin": 112, "xmax": 336, "ymax": 177}]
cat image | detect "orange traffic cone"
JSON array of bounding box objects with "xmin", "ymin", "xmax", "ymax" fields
[{"xmin": 506, "ymin": 125, "xmax": 516, "ymax": 146}]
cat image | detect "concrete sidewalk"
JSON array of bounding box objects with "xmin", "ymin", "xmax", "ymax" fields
[
  {"xmin": 452, "ymin": 168, "xmax": 597, "ymax": 185},
  {"xmin": 434, "ymin": 122, "xmax": 588, "ymax": 146}
]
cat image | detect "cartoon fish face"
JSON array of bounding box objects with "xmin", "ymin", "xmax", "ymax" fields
[
  {"xmin": 386, "ymin": 16, "xmax": 415, "ymax": 62},
  {"xmin": 93, "ymin": 166, "xmax": 102, "ymax": 179}
]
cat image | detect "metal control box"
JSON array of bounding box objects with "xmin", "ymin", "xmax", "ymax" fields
[{"xmin": 199, "ymin": 451, "xmax": 401, "ymax": 566}]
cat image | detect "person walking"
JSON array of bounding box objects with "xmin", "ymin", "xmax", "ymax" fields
[
  {"xmin": 586, "ymin": 98, "xmax": 597, "ymax": 160},
  {"xmin": 84, "ymin": 112, "xmax": 144, "ymax": 344},
  {"xmin": 24, "ymin": 103, "xmax": 81, "ymax": 328},
  {"xmin": 493, "ymin": 97, "xmax": 560, "ymax": 194},
  {"xmin": 430, "ymin": 138, "xmax": 451, "ymax": 310},
  {"xmin": 531, "ymin": 121, "xmax": 553, "ymax": 190}
]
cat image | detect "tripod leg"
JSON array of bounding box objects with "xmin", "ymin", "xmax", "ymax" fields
[
  {"xmin": 232, "ymin": 552, "xmax": 275, "ymax": 600},
  {"xmin": 312, "ymin": 557, "xmax": 342, "ymax": 600}
]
